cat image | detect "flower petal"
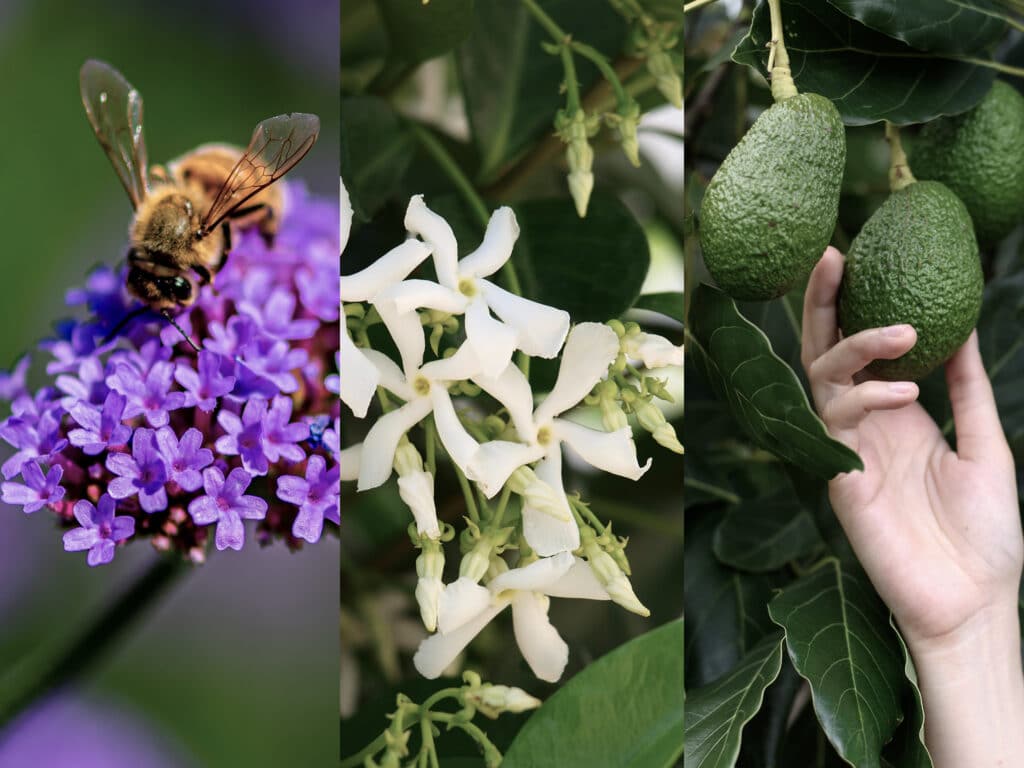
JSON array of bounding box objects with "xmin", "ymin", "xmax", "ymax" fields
[
  {"xmin": 472, "ymin": 362, "xmax": 537, "ymax": 441},
  {"xmin": 413, "ymin": 601, "xmax": 508, "ymax": 679},
  {"xmin": 521, "ymin": 451, "xmax": 579, "ymax": 556},
  {"xmin": 375, "ymin": 279, "xmax": 468, "ymax": 315},
  {"xmin": 63, "ymin": 527, "xmax": 99, "ymax": 552},
  {"xmin": 405, "ymin": 195, "xmax": 458, "ymax": 289},
  {"xmin": 459, "ymin": 207, "xmax": 518, "ymax": 279},
  {"xmin": 534, "ymin": 322, "xmax": 618, "ymax": 424},
  {"xmin": 359, "ymin": 349, "xmax": 412, "ymax": 401},
  {"xmin": 87, "ymin": 539, "xmax": 116, "ymax": 566},
  {"xmin": 419, "ymin": 341, "xmax": 481, "ymax": 383},
  {"xmin": 544, "ymin": 556, "xmax": 611, "ymax": 600},
  {"xmin": 398, "ymin": 470, "xmax": 440, "ymax": 538},
  {"xmin": 188, "ymin": 495, "xmax": 220, "ymax": 525},
  {"xmin": 215, "ymin": 509, "xmax": 245, "ymax": 551},
  {"xmin": 339, "ymin": 329, "xmax": 380, "ymax": 419},
  {"xmin": 511, "ymin": 593, "xmax": 569, "ymax": 682},
  {"xmin": 466, "ymin": 440, "xmax": 545, "ymax": 498},
  {"xmin": 488, "ymin": 551, "xmax": 576, "ymax": 595},
  {"xmin": 340, "ymin": 239, "xmax": 432, "ymax": 302},
  {"xmin": 374, "ymin": 299, "xmax": 425, "ymax": 379},
  {"xmin": 465, "ymin": 297, "xmax": 517, "ymax": 378},
  {"xmin": 554, "ymin": 420, "xmax": 651, "ymax": 480},
  {"xmin": 624, "ymin": 331, "xmax": 684, "ymax": 369},
  {"xmin": 437, "ymin": 577, "xmax": 493, "ymax": 634},
  {"xmin": 480, "ymin": 279, "xmax": 570, "ymax": 360},
  {"xmin": 339, "ymin": 443, "xmax": 361, "ymax": 482},
  {"xmin": 357, "ymin": 397, "xmax": 433, "ymax": 491},
  {"xmin": 293, "ymin": 504, "xmax": 325, "ymax": 543},
  {"xmin": 429, "ymin": 388, "xmax": 479, "ymax": 480}
]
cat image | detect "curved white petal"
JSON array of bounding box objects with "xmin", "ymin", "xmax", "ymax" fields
[
  {"xmin": 420, "ymin": 341, "xmax": 482, "ymax": 383},
  {"xmin": 413, "ymin": 601, "xmax": 508, "ymax": 679},
  {"xmin": 415, "ymin": 576, "xmax": 444, "ymax": 632},
  {"xmin": 398, "ymin": 471, "xmax": 439, "ymax": 538},
  {"xmin": 357, "ymin": 397, "xmax": 433, "ymax": 491},
  {"xmin": 340, "ymin": 329, "xmax": 379, "ymax": 418},
  {"xmin": 467, "ymin": 440, "xmax": 546, "ymax": 498},
  {"xmin": 534, "ymin": 322, "xmax": 618, "ymax": 424},
  {"xmin": 624, "ymin": 331, "xmax": 684, "ymax": 369},
  {"xmin": 340, "ymin": 177, "xmax": 353, "ymax": 255},
  {"xmin": 522, "ymin": 451, "xmax": 579, "ymax": 556},
  {"xmin": 340, "ymin": 239, "xmax": 432, "ymax": 302},
  {"xmin": 511, "ymin": 593, "xmax": 569, "ymax": 682},
  {"xmin": 465, "ymin": 297, "xmax": 518, "ymax": 378},
  {"xmin": 459, "ymin": 207, "xmax": 519, "ymax": 279},
  {"xmin": 554, "ymin": 420, "xmax": 651, "ymax": 480},
  {"xmin": 359, "ymin": 349, "xmax": 413, "ymax": 401},
  {"xmin": 373, "ymin": 299, "xmax": 425, "ymax": 379},
  {"xmin": 489, "ymin": 551, "xmax": 575, "ymax": 595},
  {"xmin": 544, "ymin": 556, "xmax": 611, "ymax": 600},
  {"xmin": 438, "ymin": 577, "xmax": 493, "ymax": 634},
  {"xmin": 472, "ymin": 362, "xmax": 537, "ymax": 441},
  {"xmin": 429, "ymin": 388, "xmax": 479, "ymax": 478},
  {"xmin": 480, "ymin": 280, "xmax": 570, "ymax": 359},
  {"xmin": 405, "ymin": 195, "xmax": 459, "ymax": 289},
  {"xmin": 376, "ymin": 279, "xmax": 468, "ymax": 315},
  {"xmin": 339, "ymin": 443, "xmax": 362, "ymax": 482}
]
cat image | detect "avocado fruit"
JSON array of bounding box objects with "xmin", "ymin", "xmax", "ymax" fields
[
  {"xmin": 911, "ymin": 80, "xmax": 1024, "ymax": 245},
  {"xmin": 838, "ymin": 181, "xmax": 982, "ymax": 381},
  {"xmin": 699, "ymin": 92, "xmax": 846, "ymax": 301}
]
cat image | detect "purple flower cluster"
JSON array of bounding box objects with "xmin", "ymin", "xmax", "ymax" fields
[{"xmin": 0, "ymin": 183, "xmax": 340, "ymax": 566}]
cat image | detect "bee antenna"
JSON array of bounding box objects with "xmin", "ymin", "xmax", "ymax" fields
[
  {"xmin": 102, "ymin": 305, "xmax": 151, "ymax": 346},
  {"xmin": 161, "ymin": 310, "xmax": 202, "ymax": 353}
]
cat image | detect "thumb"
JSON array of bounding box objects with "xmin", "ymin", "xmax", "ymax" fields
[{"xmin": 946, "ymin": 331, "xmax": 1010, "ymax": 465}]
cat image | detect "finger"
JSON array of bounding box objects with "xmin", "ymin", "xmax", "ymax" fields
[
  {"xmin": 801, "ymin": 247, "xmax": 845, "ymax": 374},
  {"xmin": 946, "ymin": 331, "xmax": 1010, "ymax": 464},
  {"xmin": 808, "ymin": 324, "xmax": 917, "ymax": 397},
  {"xmin": 821, "ymin": 379, "xmax": 919, "ymax": 435}
]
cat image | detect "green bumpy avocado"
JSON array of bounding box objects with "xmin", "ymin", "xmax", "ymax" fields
[
  {"xmin": 911, "ymin": 80, "xmax": 1024, "ymax": 245},
  {"xmin": 838, "ymin": 181, "xmax": 983, "ymax": 381},
  {"xmin": 699, "ymin": 92, "xmax": 845, "ymax": 301}
]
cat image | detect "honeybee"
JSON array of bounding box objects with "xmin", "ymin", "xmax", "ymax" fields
[{"xmin": 79, "ymin": 59, "xmax": 320, "ymax": 346}]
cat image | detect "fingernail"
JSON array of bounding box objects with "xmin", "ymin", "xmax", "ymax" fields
[
  {"xmin": 881, "ymin": 324, "xmax": 911, "ymax": 337},
  {"xmin": 888, "ymin": 382, "xmax": 915, "ymax": 394}
]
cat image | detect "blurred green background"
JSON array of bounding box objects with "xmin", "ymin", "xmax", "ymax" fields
[{"xmin": 0, "ymin": 1, "xmax": 338, "ymax": 766}]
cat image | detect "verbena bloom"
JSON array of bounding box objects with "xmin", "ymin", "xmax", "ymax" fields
[
  {"xmin": 277, "ymin": 455, "xmax": 341, "ymax": 543},
  {"xmin": 1, "ymin": 461, "xmax": 65, "ymax": 513},
  {"xmin": 188, "ymin": 467, "xmax": 268, "ymax": 551},
  {"xmin": 63, "ymin": 495, "xmax": 135, "ymax": 567},
  {"xmin": 0, "ymin": 182, "xmax": 339, "ymax": 565}
]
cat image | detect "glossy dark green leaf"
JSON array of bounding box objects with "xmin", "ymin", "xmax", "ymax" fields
[
  {"xmin": 684, "ymin": 633, "xmax": 785, "ymax": 768},
  {"xmin": 502, "ymin": 620, "xmax": 683, "ymax": 768},
  {"xmin": 882, "ymin": 616, "xmax": 934, "ymax": 768},
  {"xmin": 826, "ymin": 0, "xmax": 1007, "ymax": 56},
  {"xmin": 977, "ymin": 271, "xmax": 1024, "ymax": 446},
  {"xmin": 769, "ymin": 559, "xmax": 904, "ymax": 768},
  {"xmin": 738, "ymin": 656, "xmax": 805, "ymax": 768},
  {"xmin": 457, "ymin": 0, "xmax": 625, "ymax": 182},
  {"xmin": 514, "ymin": 194, "xmax": 650, "ymax": 322},
  {"xmin": 688, "ymin": 284, "xmax": 863, "ymax": 479},
  {"xmin": 340, "ymin": 96, "xmax": 413, "ymax": 221},
  {"xmin": 634, "ymin": 292, "xmax": 685, "ymax": 324},
  {"xmin": 713, "ymin": 489, "xmax": 824, "ymax": 573},
  {"xmin": 733, "ymin": 0, "xmax": 997, "ymax": 126},
  {"xmin": 376, "ymin": 0, "xmax": 475, "ymax": 67}
]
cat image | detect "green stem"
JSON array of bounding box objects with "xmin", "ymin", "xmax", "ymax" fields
[
  {"xmin": 455, "ymin": 466, "xmax": 481, "ymax": 523},
  {"xmin": 0, "ymin": 556, "xmax": 187, "ymax": 730},
  {"xmin": 520, "ymin": 0, "xmax": 567, "ymax": 42},
  {"xmin": 572, "ymin": 41, "xmax": 629, "ymax": 110},
  {"xmin": 560, "ymin": 44, "xmax": 582, "ymax": 112},
  {"xmin": 766, "ymin": 0, "xmax": 798, "ymax": 101},
  {"xmin": 424, "ymin": 417, "xmax": 438, "ymax": 476},
  {"xmin": 491, "ymin": 485, "xmax": 514, "ymax": 527},
  {"xmin": 884, "ymin": 121, "xmax": 916, "ymax": 191},
  {"xmin": 683, "ymin": 0, "xmax": 719, "ymax": 12}
]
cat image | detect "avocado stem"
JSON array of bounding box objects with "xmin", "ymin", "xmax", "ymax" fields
[
  {"xmin": 766, "ymin": 0, "xmax": 798, "ymax": 102},
  {"xmin": 884, "ymin": 121, "xmax": 916, "ymax": 191}
]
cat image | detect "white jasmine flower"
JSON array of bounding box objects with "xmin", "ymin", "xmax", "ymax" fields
[
  {"xmin": 623, "ymin": 330, "xmax": 684, "ymax": 369},
  {"xmin": 394, "ymin": 438, "xmax": 439, "ymax": 538},
  {"xmin": 340, "ymin": 327, "xmax": 380, "ymax": 418},
  {"xmin": 413, "ymin": 552, "xmax": 611, "ymax": 683},
  {"xmin": 470, "ymin": 323, "xmax": 652, "ymax": 555},
  {"xmin": 339, "ymin": 443, "xmax": 362, "ymax": 482},
  {"xmin": 377, "ymin": 196, "xmax": 571, "ymax": 377}
]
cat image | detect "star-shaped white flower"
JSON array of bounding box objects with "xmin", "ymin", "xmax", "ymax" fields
[
  {"xmin": 376, "ymin": 196, "xmax": 571, "ymax": 377},
  {"xmin": 469, "ymin": 323, "xmax": 651, "ymax": 555},
  {"xmin": 413, "ymin": 552, "xmax": 612, "ymax": 683}
]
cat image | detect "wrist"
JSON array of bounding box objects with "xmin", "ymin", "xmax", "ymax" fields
[{"xmin": 906, "ymin": 598, "xmax": 1021, "ymax": 673}]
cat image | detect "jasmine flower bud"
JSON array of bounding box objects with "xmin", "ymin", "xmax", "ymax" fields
[
  {"xmin": 581, "ymin": 527, "xmax": 649, "ymax": 616},
  {"xmin": 633, "ymin": 398, "xmax": 684, "ymax": 454},
  {"xmin": 415, "ymin": 537, "xmax": 446, "ymax": 632},
  {"xmin": 507, "ymin": 466, "xmax": 571, "ymax": 521},
  {"xmin": 556, "ymin": 109, "xmax": 600, "ymax": 217}
]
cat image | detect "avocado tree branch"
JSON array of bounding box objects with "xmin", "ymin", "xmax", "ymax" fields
[
  {"xmin": 884, "ymin": 121, "xmax": 916, "ymax": 191},
  {"xmin": 766, "ymin": 0, "xmax": 798, "ymax": 101}
]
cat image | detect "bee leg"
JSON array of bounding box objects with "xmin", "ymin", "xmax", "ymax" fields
[{"xmin": 194, "ymin": 265, "xmax": 212, "ymax": 286}]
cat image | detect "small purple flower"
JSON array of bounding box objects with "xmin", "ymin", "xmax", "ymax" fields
[
  {"xmin": 62, "ymin": 495, "xmax": 135, "ymax": 566},
  {"xmin": 0, "ymin": 354, "xmax": 31, "ymax": 401},
  {"xmin": 323, "ymin": 417, "xmax": 340, "ymax": 458},
  {"xmin": 188, "ymin": 467, "xmax": 268, "ymax": 551},
  {"xmin": 239, "ymin": 289, "xmax": 318, "ymax": 341},
  {"xmin": 263, "ymin": 396, "xmax": 309, "ymax": 463},
  {"xmin": 296, "ymin": 265, "xmax": 340, "ymax": 321},
  {"xmin": 68, "ymin": 391, "xmax": 132, "ymax": 455},
  {"xmin": 175, "ymin": 351, "xmax": 236, "ymax": 412},
  {"xmin": 106, "ymin": 429, "xmax": 169, "ymax": 513},
  {"xmin": 237, "ymin": 340, "xmax": 306, "ymax": 394},
  {"xmin": 55, "ymin": 356, "xmax": 109, "ymax": 410},
  {"xmin": 204, "ymin": 315, "xmax": 258, "ymax": 359},
  {"xmin": 276, "ymin": 456, "xmax": 340, "ymax": 543},
  {"xmin": 155, "ymin": 426, "xmax": 213, "ymax": 492},
  {"xmin": 325, "ymin": 350, "xmax": 340, "ymax": 395},
  {"xmin": 1, "ymin": 461, "xmax": 65, "ymax": 513},
  {"xmin": 0, "ymin": 407, "xmax": 68, "ymax": 479},
  {"xmin": 216, "ymin": 399, "xmax": 269, "ymax": 475},
  {"xmin": 107, "ymin": 360, "xmax": 187, "ymax": 428}
]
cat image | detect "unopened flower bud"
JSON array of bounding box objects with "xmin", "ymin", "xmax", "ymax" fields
[
  {"xmin": 646, "ymin": 47, "xmax": 682, "ymax": 108},
  {"xmin": 600, "ymin": 397, "xmax": 629, "ymax": 432},
  {"xmin": 633, "ymin": 399, "xmax": 683, "ymax": 454},
  {"xmin": 606, "ymin": 101, "xmax": 642, "ymax": 167},
  {"xmin": 581, "ymin": 528, "xmax": 649, "ymax": 616},
  {"xmin": 556, "ymin": 109, "xmax": 600, "ymax": 218},
  {"xmin": 507, "ymin": 467, "xmax": 570, "ymax": 521},
  {"xmin": 467, "ymin": 684, "xmax": 543, "ymax": 718}
]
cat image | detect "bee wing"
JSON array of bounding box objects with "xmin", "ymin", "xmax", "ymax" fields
[
  {"xmin": 201, "ymin": 113, "xmax": 320, "ymax": 233},
  {"xmin": 80, "ymin": 60, "xmax": 150, "ymax": 209}
]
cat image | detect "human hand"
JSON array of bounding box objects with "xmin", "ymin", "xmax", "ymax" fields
[{"xmin": 800, "ymin": 246, "xmax": 1022, "ymax": 651}]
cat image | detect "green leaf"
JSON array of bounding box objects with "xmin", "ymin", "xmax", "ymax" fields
[
  {"xmin": 634, "ymin": 292, "xmax": 685, "ymax": 324},
  {"xmin": 514, "ymin": 194, "xmax": 650, "ymax": 321},
  {"xmin": 688, "ymin": 283, "xmax": 863, "ymax": 479},
  {"xmin": 713, "ymin": 489, "xmax": 824, "ymax": 573},
  {"xmin": 502, "ymin": 620, "xmax": 683, "ymax": 768},
  {"xmin": 881, "ymin": 616, "xmax": 934, "ymax": 768},
  {"xmin": 375, "ymin": 0, "xmax": 475, "ymax": 67},
  {"xmin": 684, "ymin": 633, "xmax": 785, "ymax": 768},
  {"xmin": 340, "ymin": 96, "xmax": 413, "ymax": 221},
  {"xmin": 457, "ymin": 0, "xmax": 625, "ymax": 182},
  {"xmin": 733, "ymin": 0, "xmax": 997, "ymax": 126},
  {"xmin": 826, "ymin": 0, "xmax": 1008, "ymax": 56},
  {"xmin": 738, "ymin": 656, "xmax": 805, "ymax": 768},
  {"xmin": 769, "ymin": 559, "xmax": 904, "ymax": 768}
]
